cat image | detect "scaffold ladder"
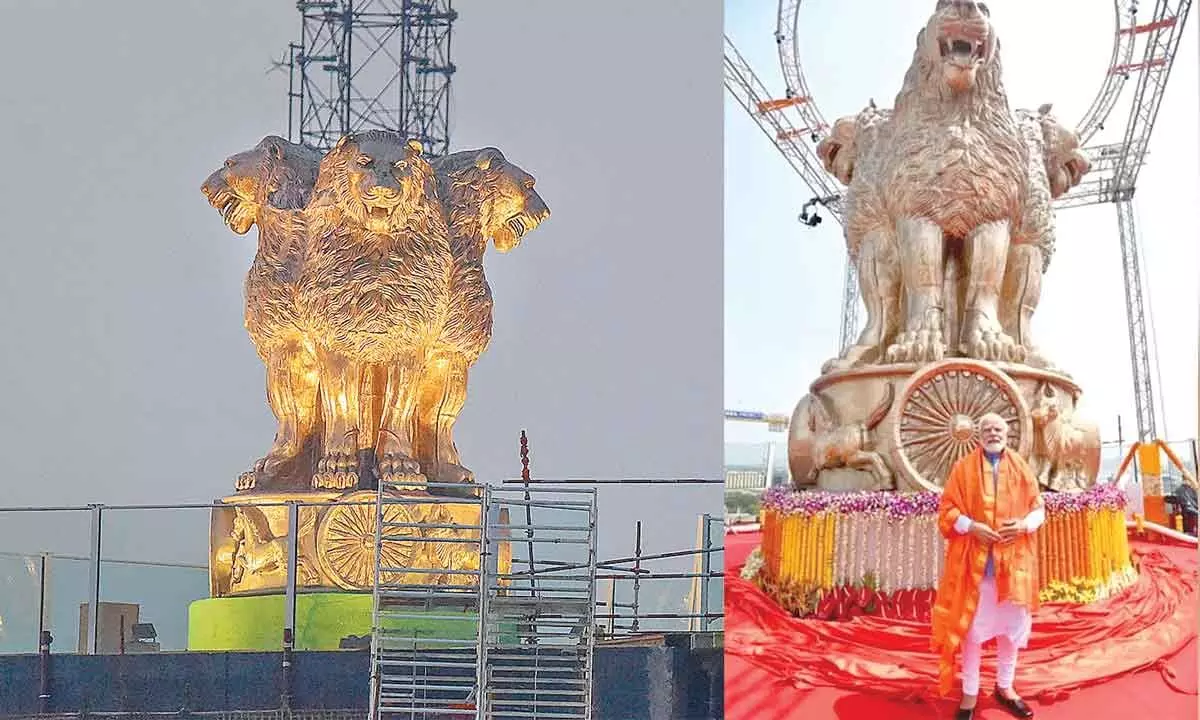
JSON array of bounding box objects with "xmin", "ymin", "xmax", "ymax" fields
[{"xmin": 368, "ymin": 481, "xmax": 597, "ymax": 719}]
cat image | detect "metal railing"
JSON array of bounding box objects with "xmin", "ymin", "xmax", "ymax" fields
[{"xmin": 593, "ymin": 515, "xmax": 724, "ymax": 638}]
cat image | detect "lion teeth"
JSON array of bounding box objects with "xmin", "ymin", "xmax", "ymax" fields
[{"xmin": 507, "ymin": 216, "xmax": 526, "ymax": 238}]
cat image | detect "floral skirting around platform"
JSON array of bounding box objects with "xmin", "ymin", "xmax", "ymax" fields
[{"xmin": 747, "ymin": 484, "xmax": 1135, "ymax": 620}]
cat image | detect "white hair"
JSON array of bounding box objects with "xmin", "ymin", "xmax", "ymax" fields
[{"xmin": 978, "ymin": 412, "xmax": 1008, "ymax": 429}]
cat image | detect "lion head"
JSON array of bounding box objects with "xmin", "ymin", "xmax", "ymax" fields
[
  {"xmin": 818, "ymin": 117, "xmax": 860, "ymax": 186},
  {"xmin": 310, "ymin": 130, "xmax": 440, "ymax": 235},
  {"xmin": 1036, "ymin": 105, "xmax": 1091, "ymax": 198},
  {"xmin": 201, "ymin": 135, "xmax": 320, "ymax": 235},
  {"xmin": 433, "ymin": 147, "xmax": 550, "ymax": 253},
  {"xmin": 818, "ymin": 102, "xmax": 891, "ymax": 186},
  {"xmin": 910, "ymin": 0, "xmax": 1000, "ymax": 98}
]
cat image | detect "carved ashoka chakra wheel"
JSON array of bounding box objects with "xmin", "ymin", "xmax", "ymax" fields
[
  {"xmin": 316, "ymin": 491, "xmax": 419, "ymax": 590},
  {"xmin": 890, "ymin": 360, "xmax": 1032, "ymax": 491},
  {"xmin": 418, "ymin": 503, "xmax": 461, "ymax": 568}
]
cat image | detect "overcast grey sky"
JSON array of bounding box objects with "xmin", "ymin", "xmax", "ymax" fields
[
  {"xmin": 726, "ymin": 1, "xmax": 1198, "ymax": 450},
  {"xmin": 0, "ymin": 0, "xmax": 724, "ymax": 582}
]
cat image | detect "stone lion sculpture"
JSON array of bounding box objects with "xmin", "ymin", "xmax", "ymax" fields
[
  {"xmin": 1002, "ymin": 104, "xmax": 1090, "ymax": 368},
  {"xmin": 418, "ymin": 148, "xmax": 551, "ymax": 487},
  {"xmin": 816, "ymin": 1, "xmax": 1090, "ymax": 369},
  {"xmin": 881, "ymin": 0, "xmax": 1027, "ymax": 363},
  {"xmin": 816, "ymin": 101, "xmax": 897, "ymax": 370},
  {"xmin": 298, "ymin": 131, "xmax": 454, "ymax": 491},
  {"xmin": 201, "ymin": 136, "xmax": 324, "ymax": 491}
]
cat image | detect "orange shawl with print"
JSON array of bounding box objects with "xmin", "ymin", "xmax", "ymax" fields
[{"xmin": 931, "ymin": 447, "xmax": 1044, "ymax": 696}]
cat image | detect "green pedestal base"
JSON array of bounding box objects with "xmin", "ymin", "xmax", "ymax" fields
[{"xmin": 188, "ymin": 593, "xmax": 481, "ymax": 651}]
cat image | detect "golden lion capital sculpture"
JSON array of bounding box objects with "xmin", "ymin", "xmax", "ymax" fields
[{"xmin": 202, "ymin": 131, "xmax": 549, "ymax": 497}]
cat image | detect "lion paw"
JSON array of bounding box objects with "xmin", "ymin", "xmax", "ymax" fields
[
  {"xmin": 821, "ymin": 345, "xmax": 876, "ymax": 373},
  {"xmin": 433, "ymin": 462, "xmax": 474, "ymax": 484},
  {"xmin": 962, "ymin": 325, "xmax": 1020, "ymax": 362},
  {"xmin": 1019, "ymin": 347, "xmax": 1055, "ymax": 370},
  {"xmin": 379, "ymin": 451, "xmax": 422, "ymax": 478},
  {"xmin": 235, "ymin": 471, "xmax": 258, "ymax": 492},
  {"xmin": 885, "ymin": 328, "xmax": 946, "ymax": 363},
  {"xmin": 427, "ymin": 464, "xmax": 480, "ymax": 498},
  {"xmin": 312, "ymin": 451, "xmax": 359, "ymax": 490}
]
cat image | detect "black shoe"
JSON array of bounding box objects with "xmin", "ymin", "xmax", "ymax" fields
[
  {"xmin": 954, "ymin": 707, "xmax": 975, "ymax": 720},
  {"xmin": 993, "ymin": 687, "xmax": 1034, "ymax": 718}
]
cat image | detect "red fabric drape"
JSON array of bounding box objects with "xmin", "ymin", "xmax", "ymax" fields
[{"xmin": 726, "ymin": 545, "xmax": 1197, "ymax": 702}]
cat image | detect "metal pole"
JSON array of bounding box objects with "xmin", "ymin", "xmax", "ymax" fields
[
  {"xmin": 631, "ymin": 522, "xmax": 642, "ymax": 633},
  {"xmin": 85, "ymin": 504, "xmax": 103, "ymax": 654},
  {"xmin": 1117, "ymin": 416, "xmax": 1124, "ymax": 483},
  {"xmin": 475, "ymin": 486, "xmax": 492, "ymax": 720},
  {"xmin": 699, "ymin": 514, "xmax": 713, "ymax": 632},
  {"xmin": 584, "ymin": 491, "xmax": 598, "ymax": 720},
  {"xmin": 688, "ymin": 517, "xmax": 703, "ymax": 632},
  {"xmin": 281, "ymin": 501, "xmax": 300, "ymax": 710},
  {"xmin": 606, "ymin": 577, "xmax": 616, "ymax": 635},
  {"xmin": 368, "ymin": 478, "xmax": 386, "ymax": 720},
  {"xmin": 37, "ymin": 553, "xmax": 51, "ymax": 713},
  {"xmin": 764, "ymin": 442, "xmax": 777, "ymax": 489}
]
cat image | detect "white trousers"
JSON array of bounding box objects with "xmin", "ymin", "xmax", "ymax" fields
[{"xmin": 960, "ymin": 575, "xmax": 1031, "ymax": 695}]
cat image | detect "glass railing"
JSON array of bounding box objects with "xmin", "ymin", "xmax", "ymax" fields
[{"xmin": 0, "ymin": 494, "xmax": 725, "ymax": 655}]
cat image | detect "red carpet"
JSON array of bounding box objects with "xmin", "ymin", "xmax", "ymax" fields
[{"xmin": 724, "ymin": 528, "xmax": 1199, "ymax": 719}]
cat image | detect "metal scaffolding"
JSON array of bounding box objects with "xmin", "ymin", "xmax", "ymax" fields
[
  {"xmin": 369, "ymin": 482, "xmax": 597, "ymax": 719},
  {"xmin": 285, "ymin": 0, "xmax": 456, "ymax": 154}
]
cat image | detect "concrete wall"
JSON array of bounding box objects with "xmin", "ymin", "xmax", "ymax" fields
[{"xmin": 0, "ymin": 643, "xmax": 722, "ymax": 720}]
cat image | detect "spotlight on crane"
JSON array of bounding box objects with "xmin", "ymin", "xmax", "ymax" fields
[{"xmin": 799, "ymin": 197, "xmax": 824, "ymax": 227}]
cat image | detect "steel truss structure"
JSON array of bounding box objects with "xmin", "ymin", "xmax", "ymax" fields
[
  {"xmin": 286, "ymin": 0, "xmax": 456, "ymax": 154},
  {"xmin": 369, "ymin": 481, "xmax": 597, "ymax": 719},
  {"xmin": 725, "ymin": 0, "xmax": 1192, "ymax": 439}
]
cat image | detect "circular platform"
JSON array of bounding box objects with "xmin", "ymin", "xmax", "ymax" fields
[
  {"xmin": 188, "ymin": 592, "xmax": 482, "ymax": 651},
  {"xmin": 726, "ymin": 530, "xmax": 1197, "ymax": 704}
]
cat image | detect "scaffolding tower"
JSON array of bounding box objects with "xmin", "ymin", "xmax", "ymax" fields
[
  {"xmin": 285, "ymin": 0, "xmax": 457, "ymax": 154},
  {"xmin": 369, "ymin": 481, "xmax": 597, "ymax": 719}
]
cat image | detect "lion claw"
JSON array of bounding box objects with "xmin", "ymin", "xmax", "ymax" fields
[
  {"xmin": 886, "ymin": 329, "xmax": 945, "ymax": 363},
  {"xmin": 429, "ymin": 462, "xmax": 475, "ymax": 485},
  {"xmin": 963, "ymin": 327, "xmax": 1018, "ymax": 362},
  {"xmin": 312, "ymin": 450, "xmax": 359, "ymax": 490},
  {"xmin": 379, "ymin": 452, "xmax": 422, "ymax": 477}
]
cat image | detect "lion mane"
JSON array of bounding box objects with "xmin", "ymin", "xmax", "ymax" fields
[
  {"xmin": 430, "ymin": 147, "xmax": 551, "ymax": 362},
  {"xmin": 201, "ymin": 136, "xmax": 322, "ymax": 358},
  {"xmin": 299, "ymin": 131, "xmax": 453, "ymax": 362},
  {"xmin": 822, "ymin": 102, "xmax": 893, "ymax": 261},
  {"xmin": 881, "ymin": 7, "xmax": 1027, "ymax": 237}
]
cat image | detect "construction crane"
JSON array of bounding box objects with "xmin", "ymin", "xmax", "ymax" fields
[
  {"xmin": 284, "ymin": 0, "xmax": 456, "ymax": 154},
  {"xmin": 725, "ymin": 0, "xmax": 1192, "ymax": 440}
]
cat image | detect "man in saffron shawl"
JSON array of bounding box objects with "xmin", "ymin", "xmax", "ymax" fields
[{"xmin": 932, "ymin": 412, "xmax": 1044, "ymax": 720}]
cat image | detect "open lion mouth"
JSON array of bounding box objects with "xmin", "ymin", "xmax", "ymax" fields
[
  {"xmin": 206, "ymin": 187, "xmax": 256, "ymax": 233},
  {"xmin": 507, "ymin": 206, "xmax": 550, "ymax": 239},
  {"xmin": 506, "ymin": 215, "xmax": 529, "ymax": 239},
  {"xmin": 367, "ymin": 204, "xmax": 396, "ymax": 222},
  {"xmin": 938, "ymin": 36, "xmax": 986, "ymax": 63}
]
